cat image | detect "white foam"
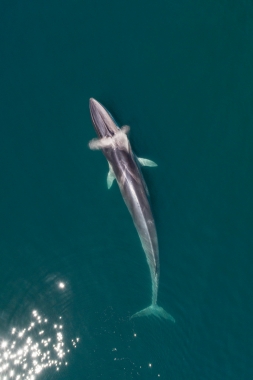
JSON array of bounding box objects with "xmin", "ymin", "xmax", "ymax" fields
[{"xmin": 89, "ymin": 126, "xmax": 131, "ymax": 151}]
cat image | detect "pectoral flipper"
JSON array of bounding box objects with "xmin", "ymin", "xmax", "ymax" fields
[
  {"xmin": 107, "ymin": 164, "xmax": 116, "ymax": 189},
  {"xmin": 137, "ymin": 158, "xmax": 157, "ymax": 167}
]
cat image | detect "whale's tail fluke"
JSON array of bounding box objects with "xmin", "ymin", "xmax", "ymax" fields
[{"xmin": 130, "ymin": 304, "xmax": 175, "ymax": 322}]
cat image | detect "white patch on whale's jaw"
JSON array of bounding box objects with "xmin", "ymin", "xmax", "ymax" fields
[
  {"xmin": 114, "ymin": 130, "xmax": 130, "ymax": 151},
  {"xmin": 88, "ymin": 126, "xmax": 130, "ymax": 152},
  {"xmin": 121, "ymin": 125, "xmax": 130, "ymax": 134}
]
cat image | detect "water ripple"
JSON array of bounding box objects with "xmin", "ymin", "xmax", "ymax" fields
[{"xmin": 0, "ymin": 310, "xmax": 79, "ymax": 380}]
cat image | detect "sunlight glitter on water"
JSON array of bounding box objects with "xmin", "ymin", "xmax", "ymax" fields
[{"xmin": 0, "ymin": 310, "xmax": 79, "ymax": 380}]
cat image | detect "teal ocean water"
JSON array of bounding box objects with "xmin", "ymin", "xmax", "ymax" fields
[{"xmin": 1, "ymin": 1, "xmax": 253, "ymax": 379}]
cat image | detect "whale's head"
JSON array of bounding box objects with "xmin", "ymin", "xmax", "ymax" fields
[
  {"xmin": 89, "ymin": 98, "xmax": 130, "ymax": 152},
  {"xmin": 89, "ymin": 98, "xmax": 119, "ymax": 138}
]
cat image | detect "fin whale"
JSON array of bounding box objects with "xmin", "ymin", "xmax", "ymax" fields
[{"xmin": 88, "ymin": 98, "xmax": 175, "ymax": 322}]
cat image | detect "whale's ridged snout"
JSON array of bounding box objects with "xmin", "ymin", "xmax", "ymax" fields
[{"xmin": 89, "ymin": 98, "xmax": 118, "ymax": 138}]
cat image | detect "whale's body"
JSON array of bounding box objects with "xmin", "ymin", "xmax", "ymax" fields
[{"xmin": 89, "ymin": 98, "xmax": 174, "ymax": 321}]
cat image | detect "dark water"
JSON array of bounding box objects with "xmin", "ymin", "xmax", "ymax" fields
[{"xmin": 1, "ymin": 0, "xmax": 253, "ymax": 379}]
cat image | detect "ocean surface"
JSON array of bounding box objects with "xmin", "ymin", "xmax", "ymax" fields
[{"xmin": 0, "ymin": 1, "xmax": 253, "ymax": 379}]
